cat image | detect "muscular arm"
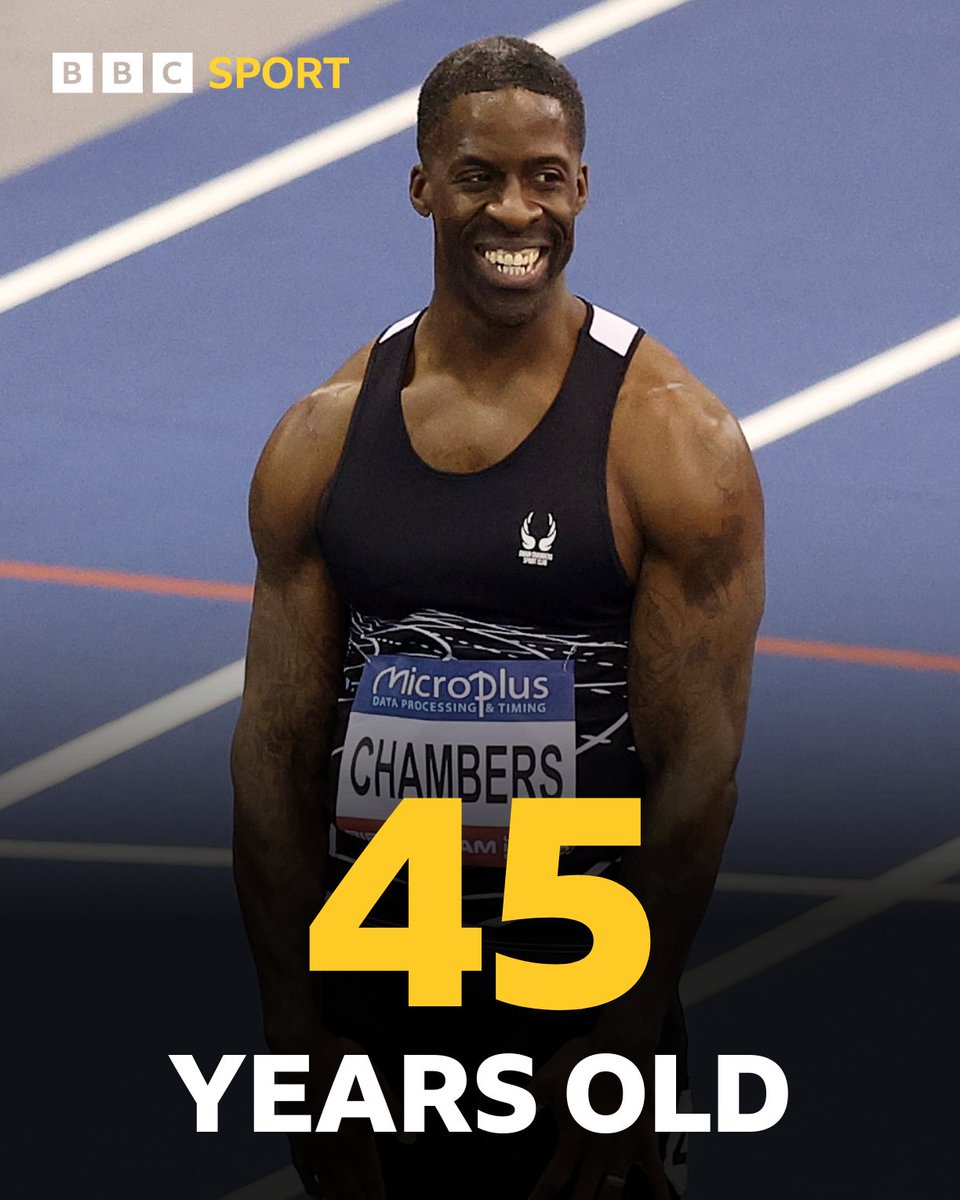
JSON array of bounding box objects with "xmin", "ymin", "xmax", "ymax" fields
[
  {"xmin": 231, "ymin": 353, "xmax": 368, "ymax": 1048},
  {"xmin": 231, "ymin": 528, "xmax": 346, "ymax": 1043},
  {"xmin": 600, "ymin": 353, "xmax": 765, "ymax": 1047},
  {"xmin": 528, "ymin": 351, "xmax": 763, "ymax": 1200}
]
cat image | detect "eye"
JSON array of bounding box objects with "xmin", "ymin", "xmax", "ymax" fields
[
  {"xmin": 534, "ymin": 168, "xmax": 565, "ymax": 187},
  {"xmin": 456, "ymin": 169, "xmax": 493, "ymax": 188}
]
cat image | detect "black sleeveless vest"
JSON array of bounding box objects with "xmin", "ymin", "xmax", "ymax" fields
[
  {"xmin": 318, "ymin": 301, "xmax": 646, "ymax": 927},
  {"xmin": 320, "ymin": 302, "xmax": 641, "ymax": 634}
]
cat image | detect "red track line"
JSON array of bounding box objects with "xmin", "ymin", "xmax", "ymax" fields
[
  {"xmin": 0, "ymin": 559, "xmax": 253, "ymax": 602},
  {"xmin": 3, "ymin": 559, "xmax": 958, "ymax": 675},
  {"xmin": 755, "ymin": 635, "xmax": 960, "ymax": 675}
]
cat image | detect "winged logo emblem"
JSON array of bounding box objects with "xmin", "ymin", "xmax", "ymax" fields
[{"xmin": 518, "ymin": 511, "xmax": 557, "ymax": 566}]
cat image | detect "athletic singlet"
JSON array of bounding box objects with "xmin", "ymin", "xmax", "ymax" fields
[
  {"xmin": 317, "ymin": 303, "xmax": 690, "ymax": 1193},
  {"xmin": 318, "ymin": 302, "xmax": 646, "ymax": 937}
]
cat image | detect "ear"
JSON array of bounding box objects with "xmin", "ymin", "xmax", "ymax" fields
[
  {"xmin": 409, "ymin": 163, "xmax": 432, "ymax": 218},
  {"xmin": 575, "ymin": 162, "xmax": 589, "ymax": 214}
]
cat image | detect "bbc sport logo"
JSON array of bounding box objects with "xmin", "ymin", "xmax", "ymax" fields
[
  {"xmin": 52, "ymin": 53, "xmax": 193, "ymax": 94},
  {"xmin": 51, "ymin": 53, "xmax": 350, "ymax": 94}
]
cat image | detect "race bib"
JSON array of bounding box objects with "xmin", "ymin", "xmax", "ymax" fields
[{"xmin": 336, "ymin": 656, "xmax": 576, "ymax": 865}]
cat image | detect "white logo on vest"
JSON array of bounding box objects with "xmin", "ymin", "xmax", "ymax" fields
[{"xmin": 518, "ymin": 511, "xmax": 557, "ymax": 567}]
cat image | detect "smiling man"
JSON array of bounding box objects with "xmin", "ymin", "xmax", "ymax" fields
[{"xmin": 232, "ymin": 36, "xmax": 765, "ymax": 1200}]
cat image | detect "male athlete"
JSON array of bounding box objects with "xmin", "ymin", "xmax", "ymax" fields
[{"xmin": 232, "ymin": 36, "xmax": 764, "ymax": 1200}]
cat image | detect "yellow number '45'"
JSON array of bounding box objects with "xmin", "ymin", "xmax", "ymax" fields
[{"xmin": 309, "ymin": 797, "xmax": 650, "ymax": 1009}]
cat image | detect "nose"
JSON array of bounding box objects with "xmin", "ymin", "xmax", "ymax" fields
[{"xmin": 485, "ymin": 176, "xmax": 542, "ymax": 229}]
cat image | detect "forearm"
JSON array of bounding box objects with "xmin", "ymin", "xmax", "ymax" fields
[
  {"xmin": 231, "ymin": 720, "xmax": 333, "ymax": 1046},
  {"xmin": 594, "ymin": 756, "xmax": 738, "ymax": 1049}
]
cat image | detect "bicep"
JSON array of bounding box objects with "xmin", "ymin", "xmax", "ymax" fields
[
  {"xmin": 238, "ymin": 392, "xmax": 353, "ymax": 742},
  {"xmin": 628, "ymin": 438, "xmax": 765, "ymax": 777},
  {"xmin": 237, "ymin": 470, "xmax": 349, "ymax": 775}
]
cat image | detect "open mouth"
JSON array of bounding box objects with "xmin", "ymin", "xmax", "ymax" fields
[{"xmin": 476, "ymin": 245, "xmax": 548, "ymax": 282}]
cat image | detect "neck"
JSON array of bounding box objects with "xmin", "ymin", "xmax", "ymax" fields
[{"xmin": 416, "ymin": 280, "xmax": 586, "ymax": 383}]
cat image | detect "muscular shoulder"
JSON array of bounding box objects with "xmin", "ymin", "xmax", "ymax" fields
[
  {"xmin": 249, "ymin": 341, "xmax": 374, "ymax": 570},
  {"xmin": 610, "ymin": 335, "xmax": 762, "ymax": 558}
]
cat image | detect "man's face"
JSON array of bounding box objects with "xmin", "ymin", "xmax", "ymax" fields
[{"xmin": 410, "ymin": 87, "xmax": 588, "ymax": 326}]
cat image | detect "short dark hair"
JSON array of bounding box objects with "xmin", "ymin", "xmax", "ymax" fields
[{"xmin": 417, "ymin": 36, "xmax": 585, "ymax": 160}]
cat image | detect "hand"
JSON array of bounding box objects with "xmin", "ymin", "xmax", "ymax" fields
[
  {"xmin": 285, "ymin": 1031, "xmax": 402, "ymax": 1200},
  {"xmin": 527, "ymin": 1033, "xmax": 670, "ymax": 1200}
]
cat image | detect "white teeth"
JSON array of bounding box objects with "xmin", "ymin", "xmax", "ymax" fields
[{"xmin": 482, "ymin": 247, "xmax": 541, "ymax": 275}]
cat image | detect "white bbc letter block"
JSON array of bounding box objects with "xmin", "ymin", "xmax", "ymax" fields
[
  {"xmin": 52, "ymin": 53, "xmax": 94, "ymax": 93},
  {"xmin": 102, "ymin": 53, "xmax": 144, "ymax": 94},
  {"xmin": 152, "ymin": 52, "xmax": 194, "ymax": 94}
]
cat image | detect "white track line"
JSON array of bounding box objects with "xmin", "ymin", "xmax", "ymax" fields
[
  {"xmin": 207, "ymin": 305, "xmax": 959, "ymax": 1200},
  {"xmin": 741, "ymin": 315, "xmax": 960, "ymax": 448},
  {"xmin": 530, "ymin": 0, "xmax": 692, "ymax": 56},
  {"xmin": 0, "ymin": 838, "xmax": 231, "ymax": 867},
  {"xmin": 216, "ymin": 835, "xmax": 960, "ymax": 1200},
  {"xmin": 715, "ymin": 871, "xmax": 960, "ymax": 903},
  {"xmin": 0, "ymin": 0, "xmax": 692, "ymax": 317},
  {"xmin": 0, "ymin": 91, "xmax": 417, "ymax": 316},
  {"xmin": 682, "ymin": 835, "xmax": 960, "ymax": 1005},
  {"xmin": 0, "ymin": 0, "xmax": 955, "ymax": 1182},
  {"xmin": 4, "ymin": 839, "xmax": 960, "ymax": 907},
  {"xmin": 220, "ymin": 1169, "xmax": 301, "ymax": 1200},
  {"xmin": 212, "ymin": 839, "xmax": 960, "ymax": 1200},
  {"xmin": 2, "ymin": 308, "xmax": 957, "ymax": 814},
  {"xmin": 0, "ymin": 661, "xmax": 243, "ymax": 812},
  {"xmin": 0, "ymin": 323, "xmax": 949, "ymax": 806}
]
